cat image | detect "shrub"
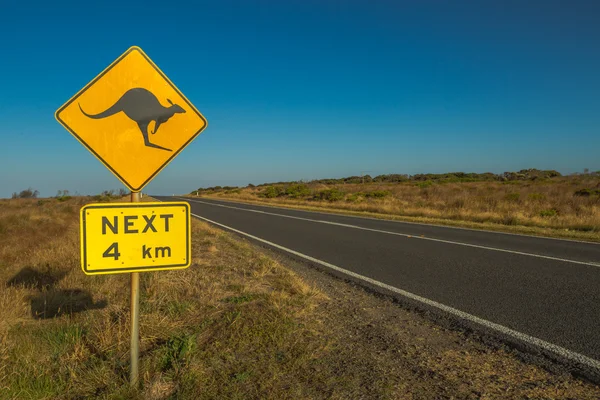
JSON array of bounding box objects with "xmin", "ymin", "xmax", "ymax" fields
[
  {"xmin": 416, "ymin": 181, "xmax": 433, "ymax": 188},
  {"xmin": 502, "ymin": 215, "xmax": 519, "ymax": 225},
  {"xmin": 346, "ymin": 193, "xmax": 363, "ymax": 203},
  {"xmin": 539, "ymin": 208, "xmax": 558, "ymax": 217},
  {"xmin": 55, "ymin": 190, "xmax": 72, "ymax": 202},
  {"xmin": 364, "ymin": 190, "xmax": 391, "ymax": 199},
  {"xmin": 504, "ymin": 193, "xmax": 520, "ymax": 202},
  {"xmin": 92, "ymin": 195, "xmax": 112, "ymax": 202},
  {"xmin": 373, "ymin": 174, "xmax": 409, "ymax": 183},
  {"xmin": 574, "ymin": 188, "xmax": 592, "ymax": 197},
  {"xmin": 259, "ymin": 186, "xmax": 285, "ymax": 198},
  {"xmin": 13, "ymin": 188, "xmax": 39, "ymax": 199},
  {"xmin": 285, "ymin": 184, "xmax": 311, "ymax": 198},
  {"xmin": 528, "ymin": 193, "xmax": 546, "ymax": 202},
  {"xmin": 574, "ymin": 188, "xmax": 600, "ymax": 197},
  {"xmin": 314, "ymin": 188, "xmax": 345, "ymax": 202}
]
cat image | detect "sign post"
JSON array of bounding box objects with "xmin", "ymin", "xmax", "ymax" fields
[
  {"xmin": 56, "ymin": 46, "xmax": 207, "ymax": 388},
  {"xmin": 130, "ymin": 191, "xmax": 140, "ymax": 386}
]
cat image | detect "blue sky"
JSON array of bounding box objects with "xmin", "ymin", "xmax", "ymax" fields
[{"xmin": 1, "ymin": 0, "xmax": 599, "ymax": 197}]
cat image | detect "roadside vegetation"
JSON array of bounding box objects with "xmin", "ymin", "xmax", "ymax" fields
[
  {"xmin": 2, "ymin": 196, "xmax": 600, "ymax": 398},
  {"xmin": 192, "ymin": 169, "xmax": 600, "ymax": 241}
]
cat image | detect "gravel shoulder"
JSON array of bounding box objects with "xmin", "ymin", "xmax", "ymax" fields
[{"xmin": 248, "ymin": 238, "xmax": 600, "ymax": 399}]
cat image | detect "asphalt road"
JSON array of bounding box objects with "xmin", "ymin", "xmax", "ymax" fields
[{"xmin": 155, "ymin": 195, "xmax": 600, "ymax": 372}]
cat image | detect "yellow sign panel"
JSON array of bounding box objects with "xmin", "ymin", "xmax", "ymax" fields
[
  {"xmin": 55, "ymin": 46, "xmax": 208, "ymax": 192},
  {"xmin": 80, "ymin": 202, "xmax": 191, "ymax": 275}
]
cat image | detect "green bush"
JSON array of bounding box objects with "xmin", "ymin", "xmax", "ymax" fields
[
  {"xmin": 528, "ymin": 193, "xmax": 546, "ymax": 202},
  {"xmin": 259, "ymin": 186, "xmax": 285, "ymax": 198},
  {"xmin": 504, "ymin": 193, "xmax": 520, "ymax": 202},
  {"xmin": 314, "ymin": 188, "xmax": 345, "ymax": 202},
  {"xmin": 373, "ymin": 174, "xmax": 409, "ymax": 183},
  {"xmin": 364, "ymin": 190, "xmax": 391, "ymax": 199},
  {"xmin": 574, "ymin": 188, "xmax": 592, "ymax": 197},
  {"xmin": 539, "ymin": 208, "xmax": 558, "ymax": 217},
  {"xmin": 92, "ymin": 195, "xmax": 112, "ymax": 203},
  {"xmin": 346, "ymin": 193, "xmax": 363, "ymax": 203},
  {"xmin": 12, "ymin": 188, "xmax": 39, "ymax": 199},
  {"xmin": 574, "ymin": 188, "xmax": 600, "ymax": 197},
  {"xmin": 416, "ymin": 181, "xmax": 433, "ymax": 188},
  {"xmin": 285, "ymin": 184, "xmax": 311, "ymax": 198}
]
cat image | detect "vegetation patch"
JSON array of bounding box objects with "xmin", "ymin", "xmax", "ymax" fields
[
  {"xmin": 504, "ymin": 192, "xmax": 521, "ymax": 202},
  {"xmin": 285, "ymin": 183, "xmax": 311, "ymax": 198},
  {"xmin": 540, "ymin": 208, "xmax": 559, "ymax": 218},
  {"xmin": 574, "ymin": 188, "xmax": 600, "ymax": 197},
  {"xmin": 314, "ymin": 188, "xmax": 345, "ymax": 202},
  {"xmin": 258, "ymin": 185, "xmax": 285, "ymax": 198},
  {"xmin": 364, "ymin": 190, "xmax": 391, "ymax": 199},
  {"xmin": 193, "ymin": 168, "xmax": 600, "ymax": 240},
  {"xmin": 222, "ymin": 294, "xmax": 255, "ymax": 304}
]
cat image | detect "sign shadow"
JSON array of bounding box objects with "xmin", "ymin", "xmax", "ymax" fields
[
  {"xmin": 29, "ymin": 289, "xmax": 107, "ymax": 319},
  {"xmin": 6, "ymin": 266, "xmax": 107, "ymax": 319}
]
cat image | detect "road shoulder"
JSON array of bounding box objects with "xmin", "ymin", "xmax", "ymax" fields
[{"xmin": 240, "ymin": 237, "xmax": 600, "ymax": 398}]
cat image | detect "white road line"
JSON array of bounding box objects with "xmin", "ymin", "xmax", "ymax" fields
[
  {"xmin": 181, "ymin": 196, "xmax": 600, "ymax": 245},
  {"xmin": 190, "ymin": 212, "xmax": 600, "ymax": 372},
  {"xmin": 178, "ymin": 197, "xmax": 600, "ymax": 268}
]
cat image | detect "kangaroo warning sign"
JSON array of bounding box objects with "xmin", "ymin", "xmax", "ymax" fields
[
  {"xmin": 55, "ymin": 46, "xmax": 208, "ymax": 192},
  {"xmin": 80, "ymin": 202, "xmax": 191, "ymax": 275}
]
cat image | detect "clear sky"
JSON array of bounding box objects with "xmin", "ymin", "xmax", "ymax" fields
[{"xmin": 1, "ymin": 0, "xmax": 599, "ymax": 198}]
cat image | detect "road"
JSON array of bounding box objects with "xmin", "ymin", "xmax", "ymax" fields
[{"xmin": 155, "ymin": 195, "xmax": 600, "ymax": 374}]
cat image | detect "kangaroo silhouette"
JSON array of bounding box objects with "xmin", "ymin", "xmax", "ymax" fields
[{"xmin": 79, "ymin": 87, "xmax": 186, "ymax": 152}]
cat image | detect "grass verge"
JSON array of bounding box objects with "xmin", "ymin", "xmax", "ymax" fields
[{"xmin": 1, "ymin": 197, "xmax": 600, "ymax": 399}]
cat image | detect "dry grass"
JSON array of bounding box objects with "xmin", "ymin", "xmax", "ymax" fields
[
  {"xmin": 1, "ymin": 196, "xmax": 600, "ymax": 399},
  {"xmin": 201, "ymin": 176, "xmax": 600, "ymax": 241},
  {"xmin": 0, "ymin": 197, "xmax": 325, "ymax": 399}
]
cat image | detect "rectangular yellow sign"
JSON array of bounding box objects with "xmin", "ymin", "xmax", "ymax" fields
[{"xmin": 80, "ymin": 202, "xmax": 191, "ymax": 275}]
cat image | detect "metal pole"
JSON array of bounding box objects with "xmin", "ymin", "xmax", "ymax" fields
[{"xmin": 130, "ymin": 191, "xmax": 140, "ymax": 387}]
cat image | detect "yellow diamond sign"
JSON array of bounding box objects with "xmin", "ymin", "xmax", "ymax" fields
[{"xmin": 55, "ymin": 46, "xmax": 208, "ymax": 192}]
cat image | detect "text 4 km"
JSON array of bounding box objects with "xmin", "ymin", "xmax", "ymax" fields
[{"xmin": 100, "ymin": 242, "xmax": 172, "ymax": 260}]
